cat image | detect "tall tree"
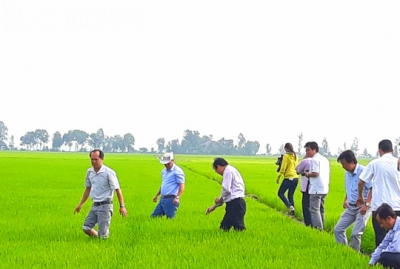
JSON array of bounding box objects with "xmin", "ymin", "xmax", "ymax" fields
[
  {"xmin": 0, "ymin": 121, "xmax": 8, "ymax": 142},
  {"xmin": 35, "ymin": 129, "xmax": 49, "ymax": 150},
  {"xmin": 20, "ymin": 131, "xmax": 36, "ymax": 151},
  {"xmin": 122, "ymin": 133, "xmax": 135, "ymax": 152},
  {"xmin": 297, "ymin": 132, "xmax": 303, "ymax": 155},
  {"xmin": 52, "ymin": 131, "xmax": 63, "ymax": 150},
  {"xmin": 156, "ymin": 138, "xmax": 165, "ymax": 153},
  {"xmin": 63, "ymin": 131, "xmax": 74, "ymax": 151},
  {"xmin": 266, "ymin": 143, "xmax": 272, "ymax": 155},
  {"xmin": 320, "ymin": 138, "xmax": 329, "ymax": 156},
  {"xmin": 89, "ymin": 128, "xmax": 105, "ymax": 149},
  {"xmin": 350, "ymin": 137, "xmax": 359, "ymax": 156},
  {"xmin": 9, "ymin": 135, "xmax": 15, "ymax": 150}
]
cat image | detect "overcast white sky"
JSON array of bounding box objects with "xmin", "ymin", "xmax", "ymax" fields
[{"xmin": 1, "ymin": 1, "xmax": 399, "ymax": 154}]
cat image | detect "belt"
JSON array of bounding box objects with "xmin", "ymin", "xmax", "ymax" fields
[
  {"xmin": 161, "ymin": 195, "xmax": 176, "ymax": 199},
  {"xmin": 93, "ymin": 200, "xmax": 112, "ymax": 206},
  {"xmin": 348, "ymin": 203, "xmax": 357, "ymax": 206}
]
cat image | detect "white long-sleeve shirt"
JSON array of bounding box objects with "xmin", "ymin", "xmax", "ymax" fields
[{"xmin": 221, "ymin": 165, "xmax": 245, "ymax": 203}]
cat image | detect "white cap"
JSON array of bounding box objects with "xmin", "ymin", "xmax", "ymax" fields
[{"xmin": 159, "ymin": 152, "xmax": 174, "ymax": 164}]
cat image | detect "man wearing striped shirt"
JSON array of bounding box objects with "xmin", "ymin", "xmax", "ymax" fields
[{"xmin": 206, "ymin": 158, "xmax": 246, "ymax": 231}]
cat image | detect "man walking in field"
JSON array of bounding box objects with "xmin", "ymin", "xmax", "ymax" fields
[
  {"xmin": 151, "ymin": 152, "xmax": 185, "ymax": 218},
  {"xmin": 357, "ymin": 139, "xmax": 400, "ymax": 247},
  {"xmin": 369, "ymin": 203, "xmax": 400, "ymax": 268},
  {"xmin": 334, "ymin": 150, "xmax": 372, "ymax": 251},
  {"xmin": 74, "ymin": 149, "xmax": 128, "ymax": 239},
  {"xmin": 206, "ymin": 158, "xmax": 246, "ymax": 231},
  {"xmin": 303, "ymin": 142, "xmax": 330, "ymax": 230}
]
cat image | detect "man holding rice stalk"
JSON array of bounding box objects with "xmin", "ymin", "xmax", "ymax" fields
[
  {"xmin": 74, "ymin": 149, "xmax": 128, "ymax": 239},
  {"xmin": 206, "ymin": 158, "xmax": 246, "ymax": 231},
  {"xmin": 333, "ymin": 150, "xmax": 372, "ymax": 252}
]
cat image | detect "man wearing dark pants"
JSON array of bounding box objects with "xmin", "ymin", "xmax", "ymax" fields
[
  {"xmin": 206, "ymin": 158, "xmax": 246, "ymax": 231},
  {"xmin": 369, "ymin": 203, "xmax": 400, "ymax": 268},
  {"xmin": 357, "ymin": 139, "xmax": 400, "ymax": 247},
  {"xmin": 296, "ymin": 155, "xmax": 312, "ymax": 226}
]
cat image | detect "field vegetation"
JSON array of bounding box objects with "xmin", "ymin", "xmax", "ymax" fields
[{"xmin": 0, "ymin": 152, "xmax": 378, "ymax": 268}]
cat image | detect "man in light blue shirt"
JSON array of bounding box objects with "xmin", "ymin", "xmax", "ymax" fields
[
  {"xmin": 333, "ymin": 150, "xmax": 372, "ymax": 251},
  {"xmin": 370, "ymin": 203, "xmax": 400, "ymax": 267},
  {"xmin": 151, "ymin": 152, "xmax": 185, "ymax": 218}
]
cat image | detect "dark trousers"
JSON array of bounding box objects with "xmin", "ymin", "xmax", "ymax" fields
[
  {"xmin": 379, "ymin": 252, "xmax": 400, "ymax": 269},
  {"xmin": 277, "ymin": 178, "xmax": 298, "ymax": 208},
  {"xmin": 373, "ymin": 210, "xmax": 400, "ymax": 247},
  {"xmin": 220, "ymin": 198, "xmax": 246, "ymax": 231},
  {"xmin": 302, "ymin": 191, "xmax": 312, "ymax": 226}
]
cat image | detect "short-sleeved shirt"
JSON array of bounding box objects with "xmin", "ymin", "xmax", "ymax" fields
[
  {"xmin": 345, "ymin": 164, "xmax": 371, "ymax": 204},
  {"xmin": 84, "ymin": 165, "xmax": 120, "ymax": 202},
  {"xmin": 160, "ymin": 164, "xmax": 185, "ymax": 196},
  {"xmin": 309, "ymin": 153, "xmax": 330, "ymax": 195},
  {"xmin": 360, "ymin": 153, "xmax": 400, "ymax": 211}
]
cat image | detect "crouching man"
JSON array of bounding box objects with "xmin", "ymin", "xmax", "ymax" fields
[{"xmin": 370, "ymin": 203, "xmax": 400, "ymax": 268}]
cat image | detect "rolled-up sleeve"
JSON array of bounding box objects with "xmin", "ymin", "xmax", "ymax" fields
[{"xmin": 221, "ymin": 170, "xmax": 232, "ymax": 201}]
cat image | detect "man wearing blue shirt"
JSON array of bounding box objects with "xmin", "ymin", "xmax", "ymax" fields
[
  {"xmin": 333, "ymin": 150, "xmax": 372, "ymax": 251},
  {"xmin": 151, "ymin": 152, "xmax": 185, "ymax": 218},
  {"xmin": 370, "ymin": 203, "xmax": 400, "ymax": 268}
]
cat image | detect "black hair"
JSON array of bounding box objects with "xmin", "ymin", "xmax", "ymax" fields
[
  {"xmin": 90, "ymin": 149, "xmax": 105, "ymax": 159},
  {"xmin": 376, "ymin": 203, "xmax": 396, "ymax": 220},
  {"xmin": 304, "ymin": 141, "xmax": 319, "ymax": 152},
  {"xmin": 379, "ymin": 139, "xmax": 393, "ymax": 153},
  {"xmin": 337, "ymin": 150, "xmax": 358, "ymax": 165},
  {"xmin": 212, "ymin": 157, "xmax": 229, "ymax": 169}
]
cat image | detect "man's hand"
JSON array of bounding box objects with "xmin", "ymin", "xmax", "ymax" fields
[
  {"xmin": 360, "ymin": 205, "xmax": 368, "ymax": 215},
  {"xmin": 214, "ymin": 197, "xmax": 222, "ymax": 204},
  {"xmin": 206, "ymin": 205, "xmax": 216, "ymax": 215},
  {"xmin": 173, "ymin": 197, "xmax": 180, "ymax": 205},
  {"xmin": 74, "ymin": 205, "xmax": 82, "ymax": 214},
  {"xmin": 120, "ymin": 207, "xmax": 128, "ymax": 217},
  {"xmin": 153, "ymin": 196, "xmax": 158, "ymax": 203},
  {"xmin": 342, "ymin": 200, "xmax": 348, "ymax": 209},
  {"xmin": 356, "ymin": 196, "xmax": 365, "ymax": 207}
]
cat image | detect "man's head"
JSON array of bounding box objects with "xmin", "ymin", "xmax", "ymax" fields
[
  {"xmin": 159, "ymin": 152, "xmax": 175, "ymax": 170},
  {"xmin": 378, "ymin": 139, "xmax": 393, "ymax": 156},
  {"xmin": 376, "ymin": 203, "xmax": 397, "ymax": 231},
  {"xmin": 90, "ymin": 149, "xmax": 104, "ymax": 170},
  {"xmin": 304, "ymin": 142, "xmax": 319, "ymax": 157},
  {"xmin": 337, "ymin": 150, "xmax": 358, "ymax": 173},
  {"xmin": 212, "ymin": 158, "xmax": 229, "ymax": 176}
]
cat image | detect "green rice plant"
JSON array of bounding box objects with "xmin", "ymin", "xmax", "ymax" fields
[{"xmin": 0, "ymin": 152, "xmax": 379, "ymax": 268}]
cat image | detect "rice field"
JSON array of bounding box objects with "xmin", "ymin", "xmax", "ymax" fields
[{"xmin": 0, "ymin": 152, "xmax": 379, "ymax": 268}]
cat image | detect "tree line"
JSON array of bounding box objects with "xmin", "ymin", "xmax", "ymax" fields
[{"xmin": 0, "ymin": 120, "xmax": 398, "ymax": 157}]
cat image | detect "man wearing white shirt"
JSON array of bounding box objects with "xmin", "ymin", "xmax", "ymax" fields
[
  {"xmin": 357, "ymin": 139, "xmax": 400, "ymax": 247},
  {"xmin": 206, "ymin": 158, "xmax": 246, "ymax": 231},
  {"xmin": 369, "ymin": 203, "xmax": 400, "ymax": 268},
  {"xmin": 303, "ymin": 141, "xmax": 330, "ymax": 230}
]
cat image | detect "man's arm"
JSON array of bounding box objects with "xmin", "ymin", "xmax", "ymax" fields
[
  {"xmin": 173, "ymin": 183, "xmax": 185, "ymax": 204},
  {"xmin": 370, "ymin": 235, "xmax": 390, "ymax": 265},
  {"xmin": 153, "ymin": 188, "xmax": 161, "ymax": 202},
  {"xmin": 306, "ymin": 159, "xmax": 319, "ymax": 178},
  {"xmin": 357, "ymin": 180, "xmax": 367, "ymax": 206},
  {"xmin": 360, "ymin": 188, "xmax": 372, "ymax": 214},
  {"xmin": 116, "ymin": 188, "xmax": 128, "ymax": 217},
  {"xmin": 220, "ymin": 170, "xmax": 232, "ymax": 202},
  {"xmin": 74, "ymin": 187, "xmax": 91, "ymax": 214}
]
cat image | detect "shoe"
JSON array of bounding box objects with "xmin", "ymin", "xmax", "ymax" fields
[{"xmin": 289, "ymin": 206, "xmax": 295, "ymax": 216}]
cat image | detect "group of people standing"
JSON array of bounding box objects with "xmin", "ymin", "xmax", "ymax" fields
[
  {"xmin": 277, "ymin": 139, "xmax": 400, "ymax": 268},
  {"xmin": 73, "ymin": 140, "xmax": 400, "ymax": 268}
]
